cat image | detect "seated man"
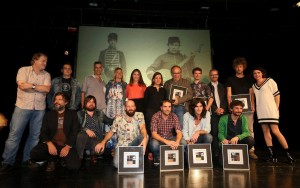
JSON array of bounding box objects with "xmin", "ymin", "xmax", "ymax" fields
[
  {"xmin": 30, "ymin": 92, "xmax": 80, "ymax": 172},
  {"xmin": 218, "ymin": 100, "xmax": 255, "ymax": 162},
  {"xmin": 150, "ymin": 99, "xmax": 185, "ymax": 166},
  {"xmin": 76, "ymin": 95, "xmax": 105, "ymax": 164},
  {"xmin": 95, "ymin": 100, "xmax": 148, "ymax": 168}
]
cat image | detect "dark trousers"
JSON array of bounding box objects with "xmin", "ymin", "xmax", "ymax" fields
[
  {"xmin": 30, "ymin": 142, "xmax": 80, "ymax": 171},
  {"xmin": 76, "ymin": 131, "xmax": 102, "ymax": 158},
  {"xmin": 211, "ymin": 114, "xmax": 221, "ymax": 156}
]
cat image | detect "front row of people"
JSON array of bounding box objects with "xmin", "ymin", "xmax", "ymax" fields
[{"xmin": 2, "ymin": 92, "xmax": 294, "ymax": 174}]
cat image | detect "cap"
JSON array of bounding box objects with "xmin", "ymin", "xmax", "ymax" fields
[
  {"xmin": 168, "ymin": 36, "xmax": 180, "ymax": 45},
  {"xmin": 108, "ymin": 33, "xmax": 118, "ymax": 41}
]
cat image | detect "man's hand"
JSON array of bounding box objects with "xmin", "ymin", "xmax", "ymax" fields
[
  {"xmin": 138, "ymin": 138, "xmax": 148, "ymax": 155},
  {"xmin": 230, "ymin": 136, "xmax": 239, "ymax": 144},
  {"xmin": 60, "ymin": 145, "xmax": 71, "ymax": 157},
  {"xmin": 86, "ymin": 129, "xmax": 96, "ymax": 138},
  {"xmin": 221, "ymin": 139, "xmax": 230, "ymax": 145},
  {"xmin": 166, "ymin": 140, "xmax": 179, "ymax": 150},
  {"xmin": 95, "ymin": 142, "xmax": 105, "ymax": 154},
  {"xmin": 47, "ymin": 141, "xmax": 58, "ymax": 156}
]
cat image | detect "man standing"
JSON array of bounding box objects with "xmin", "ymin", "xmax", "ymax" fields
[
  {"xmin": 163, "ymin": 65, "xmax": 193, "ymax": 128},
  {"xmin": 150, "ymin": 100, "xmax": 185, "ymax": 166},
  {"xmin": 207, "ymin": 69, "xmax": 228, "ymax": 158},
  {"xmin": 226, "ymin": 57, "xmax": 258, "ymax": 159},
  {"xmin": 47, "ymin": 62, "xmax": 81, "ymax": 111},
  {"xmin": 81, "ymin": 61, "xmax": 106, "ymax": 112},
  {"xmin": 99, "ymin": 32, "xmax": 126, "ymax": 82},
  {"xmin": 95, "ymin": 100, "xmax": 148, "ymax": 168},
  {"xmin": 30, "ymin": 92, "xmax": 80, "ymax": 172},
  {"xmin": 191, "ymin": 67, "xmax": 214, "ymax": 111},
  {"xmin": 0, "ymin": 53, "xmax": 51, "ymax": 175}
]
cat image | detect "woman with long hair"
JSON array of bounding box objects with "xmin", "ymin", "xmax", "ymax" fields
[{"xmin": 126, "ymin": 69, "xmax": 147, "ymax": 113}]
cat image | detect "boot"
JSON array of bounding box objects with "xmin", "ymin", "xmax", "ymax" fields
[
  {"xmin": 285, "ymin": 151, "xmax": 295, "ymax": 164},
  {"xmin": 267, "ymin": 146, "xmax": 277, "ymax": 162}
]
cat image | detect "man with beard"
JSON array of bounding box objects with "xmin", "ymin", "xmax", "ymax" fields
[
  {"xmin": 95, "ymin": 100, "xmax": 148, "ymax": 168},
  {"xmin": 149, "ymin": 99, "xmax": 185, "ymax": 166},
  {"xmin": 76, "ymin": 95, "xmax": 105, "ymax": 164},
  {"xmin": 218, "ymin": 100, "xmax": 254, "ymax": 165},
  {"xmin": 29, "ymin": 92, "xmax": 80, "ymax": 172}
]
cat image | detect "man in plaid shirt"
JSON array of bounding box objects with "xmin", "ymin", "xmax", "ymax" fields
[{"xmin": 149, "ymin": 99, "xmax": 185, "ymax": 166}]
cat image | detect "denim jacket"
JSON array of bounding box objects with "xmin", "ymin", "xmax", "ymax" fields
[{"xmin": 47, "ymin": 76, "xmax": 81, "ymax": 110}]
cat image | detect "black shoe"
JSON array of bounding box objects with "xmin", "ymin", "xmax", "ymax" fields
[
  {"xmin": 286, "ymin": 152, "xmax": 295, "ymax": 165},
  {"xmin": 0, "ymin": 164, "xmax": 13, "ymax": 175},
  {"xmin": 46, "ymin": 161, "xmax": 56, "ymax": 172},
  {"xmin": 23, "ymin": 160, "xmax": 40, "ymax": 168},
  {"xmin": 60, "ymin": 159, "xmax": 66, "ymax": 168},
  {"xmin": 153, "ymin": 158, "xmax": 160, "ymax": 166}
]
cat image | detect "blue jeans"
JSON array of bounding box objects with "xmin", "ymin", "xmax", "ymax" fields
[
  {"xmin": 113, "ymin": 134, "xmax": 145, "ymax": 168},
  {"xmin": 149, "ymin": 136, "xmax": 186, "ymax": 160},
  {"xmin": 172, "ymin": 105, "xmax": 186, "ymax": 128},
  {"xmin": 2, "ymin": 106, "xmax": 45, "ymax": 165}
]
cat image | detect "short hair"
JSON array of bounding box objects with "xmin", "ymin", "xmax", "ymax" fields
[
  {"xmin": 229, "ymin": 100, "xmax": 245, "ymax": 109},
  {"xmin": 170, "ymin": 65, "xmax": 181, "ymax": 74},
  {"xmin": 83, "ymin": 95, "xmax": 97, "ymax": 109},
  {"xmin": 54, "ymin": 92, "xmax": 70, "ymax": 103},
  {"xmin": 94, "ymin": 61, "xmax": 102, "ymax": 66},
  {"xmin": 253, "ymin": 67, "xmax": 268, "ymax": 78},
  {"xmin": 62, "ymin": 62, "xmax": 72, "ymax": 69},
  {"xmin": 192, "ymin": 67, "xmax": 202, "ymax": 74},
  {"xmin": 31, "ymin": 52, "xmax": 47, "ymax": 65},
  {"xmin": 232, "ymin": 57, "xmax": 247, "ymax": 70},
  {"xmin": 160, "ymin": 99, "xmax": 173, "ymax": 107},
  {"xmin": 151, "ymin": 72, "xmax": 163, "ymax": 86}
]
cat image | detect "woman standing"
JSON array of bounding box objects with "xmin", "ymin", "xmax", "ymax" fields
[
  {"xmin": 105, "ymin": 67, "xmax": 127, "ymax": 119},
  {"xmin": 144, "ymin": 72, "xmax": 167, "ymax": 135},
  {"xmin": 252, "ymin": 67, "xmax": 294, "ymax": 164},
  {"xmin": 105, "ymin": 67, "xmax": 127, "ymax": 152},
  {"xmin": 126, "ymin": 69, "xmax": 147, "ymax": 113}
]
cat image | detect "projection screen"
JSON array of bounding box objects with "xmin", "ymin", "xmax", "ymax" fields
[{"xmin": 76, "ymin": 26, "xmax": 212, "ymax": 86}]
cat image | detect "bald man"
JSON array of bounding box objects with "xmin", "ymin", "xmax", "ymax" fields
[{"xmin": 95, "ymin": 100, "xmax": 148, "ymax": 168}]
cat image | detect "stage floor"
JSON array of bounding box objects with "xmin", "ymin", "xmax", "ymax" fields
[{"xmin": 0, "ymin": 149, "xmax": 299, "ymax": 188}]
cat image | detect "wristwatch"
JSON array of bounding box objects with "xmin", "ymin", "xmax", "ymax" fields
[{"xmin": 32, "ymin": 84, "xmax": 36, "ymax": 89}]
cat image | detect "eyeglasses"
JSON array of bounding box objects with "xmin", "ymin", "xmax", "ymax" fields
[
  {"xmin": 210, "ymin": 74, "xmax": 219, "ymax": 77},
  {"xmin": 172, "ymin": 72, "xmax": 181, "ymax": 75}
]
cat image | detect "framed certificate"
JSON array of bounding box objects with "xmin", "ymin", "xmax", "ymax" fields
[
  {"xmin": 160, "ymin": 145, "xmax": 184, "ymax": 171},
  {"xmin": 222, "ymin": 144, "xmax": 249, "ymax": 170},
  {"xmin": 230, "ymin": 94, "xmax": 252, "ymax": 112},
  {"xmin": 118, "ymin": 146, "xmax": 144, "ymax": 174},
  {"xmin": 187, "ymin": 144, "xmax": 213, "ymax": 168},
  {"xmin": 169, "ymin": 84, "xmax": 188, "ymax": 106}
]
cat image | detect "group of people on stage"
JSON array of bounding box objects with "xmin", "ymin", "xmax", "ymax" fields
[{"xmin": 0, "ymin": 52, "xmax": 294, "ymax": 175}]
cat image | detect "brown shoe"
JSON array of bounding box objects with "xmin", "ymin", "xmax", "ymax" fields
[
  {"xmin": 249, "ymin": 150, "xmax": 258, "ymax": 160},
  {"xmin": 46, "ymin": 161, "xmax": 56, "ymax": 172}
]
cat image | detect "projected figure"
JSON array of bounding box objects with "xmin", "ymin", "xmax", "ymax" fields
[
  {"xmin": 146, "ymin": 36, "xmax": 202, "ymax": 82},
  {"xmin": 99, "ymin": 33, "xmax": 126, "ymax": 83}
]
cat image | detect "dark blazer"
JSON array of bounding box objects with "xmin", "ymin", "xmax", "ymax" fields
[
  {"xmin": 208, "ymin": 82, "xmax": 228, "ymax": 115},
  {"xmin": 39, "ymin": 109, "xmax": 80, "ymax": 148}
]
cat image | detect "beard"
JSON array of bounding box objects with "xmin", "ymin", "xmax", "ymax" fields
[
  {"xmin": 85, "ymin": 105, "xmax": 96, "ymax": 112},
  {"xmin": 126, "ymin": 110, "xmax": 136, "ymax": 117},
  {"xmin": 54, "ymin": 104, "xmax": 65, "ymax": 111}
]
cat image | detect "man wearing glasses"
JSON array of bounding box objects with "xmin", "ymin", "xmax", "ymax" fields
[
  {"xmin": 208, "ymin": 69, "xmax": 228, "ymax": 161},
  {"xmin": 163, "ymin": 65, "xmax": 193, "ymax": 128}
]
